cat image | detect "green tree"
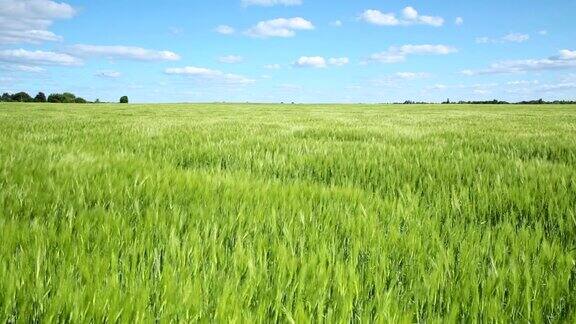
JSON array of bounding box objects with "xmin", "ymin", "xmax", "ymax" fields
[
  {"xmin": 119, "ymin": 96, "xmax": 129, "ymax": 104},
  {"xmin": 34, "ymin": 92, "xmax": 47, "ymax": 103},
  {"xmin": 74, "ymin": 97, "xmax": 87, "ymax": 103},
  {"xmin": 1, "ymin": 93, "xmax": 12, "ymax": 102},
  {"xmin": 62, "ymin": 92, "xmax": 76, "ymax": 103},
  {"xmin": 11, "ymin": 92, "xmax": 33, "ymax": 102},
  {"xmin": 48, "ymin": 93, "xmax": 65, "ymax": 103}
]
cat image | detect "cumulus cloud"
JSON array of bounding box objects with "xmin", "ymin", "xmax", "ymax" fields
[
  {"xmin": 361, "ymin": 10, "xmax": 399, "ymax": 26},
  {"xmin": 241, "ymin": 0, "xmax": 302, "ymax": 6},
  {"xmin": 165, "ymin": 66, "xmax": 255, "ymax": 85},
  {"xmin": 69, "ymin": 45, "xmax": 180, "ymax": 61},
  {"xmin": 0, "ymin": 0, "xmax": 76, "ymax": 44},
  {"xmin": 218, "ymin": 55, "xmax": 244, "ymax": 64},
  {"xmin": 369, "ymin": 45, "xmax": 457, "ymax": 63},
  {"xmin": 361, "ymin": 7, "xmax": 444, "ymax": 27},
  {"xmin": 462, "ymin": 50, "xmax": 576, "ymax": 75},
  {"xmin": 0, "ymin": 48, "xmax": 81, "ymax": 66},
  {"xmin": 455, "ymin": 17, "xmax": 464, "ymax": 26},
  {"xmin": 331, "ymin": 20, "xmax": 343, "ymax": 27},
  {"xmin": 559, "ymin": 50, "xmax": 576, "ymax": 60},
  {"xmin": 95, "ymin": 70, "xmax": 121, "ymax": 78},
  {"xmin": 246, "ymin": 17, "xmax": 314, "ymax": 38},
  {"xmin": 215, "ymin": 25, "xmax": 235, "ymax": 35},
  {"xmin": 476, "ymin": 33, "xmax": 530, "ymax": 44},
  {"xmin": 294, "ymin": 56, "xmax": 349, "ymax": 68},
  {"xmin": 294, "ymin": 56, "xmax": 326, "ymax": 68}
]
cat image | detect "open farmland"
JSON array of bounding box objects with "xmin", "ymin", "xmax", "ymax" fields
[{"xmin": 1, "ymin": 103, "xmax": 575, "ymax": 322}]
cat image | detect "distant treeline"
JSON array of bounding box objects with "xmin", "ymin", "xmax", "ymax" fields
[
  {"xmin": 0, "ymin": 92, "xmax": 128, "ymax": 104},
  {"xmin": 401, "ymin": 99, "xmax": 576, "ymax": 105}
]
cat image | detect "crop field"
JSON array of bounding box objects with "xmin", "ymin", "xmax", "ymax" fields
[{"xmin": 1, "ymin": 102, "xmax": 575, "ymax": 322}]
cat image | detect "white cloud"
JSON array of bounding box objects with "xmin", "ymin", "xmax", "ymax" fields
[
  {"xmin": 476, "ymin": 33, "xmax": 530, "ymax": 44},
  {"xmin": 395, "ymin": 72, "xmax": 430, "ymax": 80},
  {"xmin": 264, "ymin": 64, "xmax": 281, "ymax": 69},
  {"xmin": 426, "ymin": 83, "xmax": 499, "ymax": 94},
  {"xmin": 215, "ymin": 25, "xmax": 235, "ymax": 35},
  {"xmin": 504, "ymin": 79, "xmax": 576, "ymax": 95},
  {"xmin": 488, "ymin": 59, "xmax": 576, "ymax": 73},
  {"xmin": 0, "ymin": 49, "xmax": 81, "ymax": 66},
  {"xmin": 473, "ymin": 89, "xmax": 491, "ymax": 95},
  {"xmin": 462, "ymin": 50, "xmax": 576, "ymax": 75},
  {"xmin": 331, "ymin": 20, "xmax": 343, "ymax": 27},
  {"xmin": 361, "ymin": 7, "xmax": 444, "ymax": 27},
  {"xmin": 538, "ymin": 82, "xmax": 576, "ymax": 92},
  {"xmin": 430, "ymin": 84, "xmax": 447, "ymax": 90},
  {"xmin": 402, "ymin": 7, "xmax": 418, "ymax": 20},
  {"xmin": 328, "ymin": 57, "xmax": 349, "ymax": 66},
  {"xmin": 360, "ymin": 10, "xmax": 399, "ymax": 26},
  {"xmin": 294, "ymin": 56, "xmax": 326, "ymax": 68},
  {"xmin": 369, "ymin": 45, "xmax": 457, "ymax": 63},
  {"xmin": 0, "ymin": 64, "xmax": 45, "ymax": 72},
  {"xmin": 241, "ymin": 0, "xmax": 302, "ymax": 6},
  {"xmin": 165, "ymin": 66, "xmax": 255, "ymax": 85},
  {"xmin": 0, "ymin": 0, "xmax": 76, "ymax": 44},
  {"xmin": 294, "ymin": 56, "xmax": 349, "ymax": 68},
  {"xmin": 559, "ymin": 50, "xmax": 576, "ymax": 60},
  {"xmin": 507, "ymin": 80, "xmax": 540, "ymax": 86},
  {"xmin": 95, "ymin": 70, "xmax": 121, "ymax": 78},
  {"xmin": 218, "ymin": 55, "xmax": 244, "ymax": 64},
  {"xmin": 502, "ymin": 33, "xmax": 530, "ymax": 43},
  {"xmin": 371, "ymin": 72, "xmax": 431, "ymax": 88},
  {"xmin": 69, "ymin": 45, "xmax": 180, "ymax": 61},
  {"xmin": 246, "ymin": 17, "xmax": 314, "ymax": 38},
  {"xmin": 455, "ymin": 17, "xmax": 464, "ymax": 26},
  {"xmin": 538, "ymin": 30, "xmax": 548, "ymax": 36}
]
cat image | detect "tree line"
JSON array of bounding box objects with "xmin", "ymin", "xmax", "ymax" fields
[
  {"xmin": 400, "ymin": 99, "xmax": 576, "ymax": 105},
  {"xmin": 0, "ymin": 92, "xmax": 129, "ymax": 104}
]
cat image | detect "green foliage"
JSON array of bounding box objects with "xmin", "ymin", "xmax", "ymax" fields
[
  {"xmin": 0, "ymin": 103, "xmax": 575, "ymax": 322},
  {"xmin": 46, "ymin": 93, "xmax": 88, "ymax": 104},
  {"xmin": 62, "ymin": 92, "xmax": 76, "ymax": 103},
  {"xmin": 10, "ymin": 92, "xmax": 33, "ymax": 102},
  {"xmin": 34, "ymin": 92, "xmax": 47, "ymax": 103},
  {"xmin": 120, "ymin": 96, "xmax": 129, "ymax": 103},
  {"xmin": 1, "ymin": 92, "xmax": 12, "ymax": 102},
  {"xmin": 47, "ymin": 93, "xmax": 65, "ymax": 103}
]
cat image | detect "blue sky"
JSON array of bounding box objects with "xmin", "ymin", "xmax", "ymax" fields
[{"xmin": 1, "ymin": 0, "xmax": 575, "ymax": 103}]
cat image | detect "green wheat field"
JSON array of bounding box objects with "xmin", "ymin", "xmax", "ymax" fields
[{"xmin": 1, "ymin": 102, "xmax": 575, "ymax": 322}]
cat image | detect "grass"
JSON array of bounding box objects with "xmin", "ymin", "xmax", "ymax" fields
[{"xmin": 1, "ymin": 102, "xmax": 575, "ymax": 322}]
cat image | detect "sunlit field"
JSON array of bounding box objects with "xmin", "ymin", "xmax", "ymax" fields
[{"xmin": 1, "ymin": 102, "xmax": 575, "ymax": 322}]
